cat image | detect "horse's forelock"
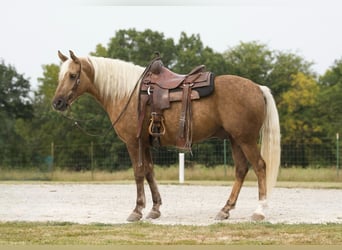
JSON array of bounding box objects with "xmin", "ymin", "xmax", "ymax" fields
[{"xmin": 58, "ymin": 60, "xmax": 72, "ymax": 81}]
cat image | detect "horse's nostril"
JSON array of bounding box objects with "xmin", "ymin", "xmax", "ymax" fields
[{"xmin": 53, "ymin": 97, "xmax": 67, "ymax": 111}]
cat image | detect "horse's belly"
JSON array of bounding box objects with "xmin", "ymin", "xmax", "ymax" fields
[{"xmin": 159, "ymin": 99, "xmax": 220, "ymax": 146}]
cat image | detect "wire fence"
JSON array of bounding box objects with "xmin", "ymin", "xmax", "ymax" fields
[{"xmin": 1, "ymin": 137, "xmax": 340, "ymax": 173}]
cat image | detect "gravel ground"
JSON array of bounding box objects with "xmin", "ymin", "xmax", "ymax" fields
[{"xmin": 0, "ymin": 184, "xmax": 341, "ymax": 225}]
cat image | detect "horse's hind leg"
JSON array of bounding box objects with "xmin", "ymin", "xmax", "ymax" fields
[
  {"xmin": 240, "ymin": 142, "xmax": 268, "ymax": 221},
  {"xmin": 216, "ymin": 138, "xmax": 249, "ymax": 220}
]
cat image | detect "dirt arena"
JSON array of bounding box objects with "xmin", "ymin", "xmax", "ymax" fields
[{"xmin": 0, "ymin": 184, "xmax": 341, "ymax": 225}]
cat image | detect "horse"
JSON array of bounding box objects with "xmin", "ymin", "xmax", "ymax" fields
[{"xmin": 52, "ymin": 50, "xmax": 281, "ymax": 222}]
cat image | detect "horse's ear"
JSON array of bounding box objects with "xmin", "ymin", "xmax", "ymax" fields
[
  {"xmin": 58, "ymin": 50, "xmax": 68, "ymax": 62},
  {"xmin": 69, "ymin": 50, "xmax": 80, "ymax": 64}
]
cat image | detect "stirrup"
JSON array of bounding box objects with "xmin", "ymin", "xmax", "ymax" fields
[{"xmin": 148, "ymin": 112, "xmax": 166, "ymax": 137}]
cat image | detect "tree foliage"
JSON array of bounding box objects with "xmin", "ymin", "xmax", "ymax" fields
[
  {"xmin": 318, "ymin": 58, "xmax": 342, "ymax": 137},
  {"xmin": 279, "ymin": 73, "xmax": 327, "ymax": 167},
  {"xmin": 224, "ymin": 41, "xmax": 273, "ymax": 85},
  {"xmin": 280, "ymin": 72, "xmax": 322, "ymax": 142},
  {"xmin": 0, "ymin": 61, "xmax": 33, "ymax": 119},
  {"xmin": 173, "ymin": 32, "xmax": 227, "ymax": 75},
  {"xmin": 0, "ymin": 61, "xmax": 33, "ymax": 168},
  {"xmin": 96, "ymin": 28, "xmax": 176, "ymax": 67},
  {"xmin": 267, "ymin": 51, "xmax": 314, "ymax": 100}
]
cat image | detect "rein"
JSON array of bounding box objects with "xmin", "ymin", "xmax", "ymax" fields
[{"xmin": 60, "ymin": 110, "xmax": 114, "ymax": 137}]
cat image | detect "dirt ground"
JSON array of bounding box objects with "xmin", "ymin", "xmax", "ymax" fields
[{"xmin": 0, "ymin": 184, "xmax": 341, "ymax": 225}]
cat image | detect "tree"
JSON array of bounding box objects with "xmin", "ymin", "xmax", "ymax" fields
[
  {"xmin": 0, "ymin": 61, "xmax": 33, "ymax": 119},
  {"xmin": 0, "ymin": 61, "xmax": 33, "ymax": 168},
  {"xmin": 223, "ymin": 41, "xmax": 273, "ymax": 85},
  {"xmin": 318, "ymin": 58, "xmax": 342, "ymax": 137},
  {"xmin": 14, "ymin": 64, "xmax": 65, "ymax": 168},
  {"xmin": 96, "ymin": 28, "xmax": 177, "ymax": 67},
  {"xmin": 93, "ymin": 29, "xmax": 227, "ymax": 76},
  {"xmin": 279, "ymin": 72, "xmax": 324, "ymax": 166},
  {"xmin": 280, "ymin": 72, "xmax": 321, "ymax": 142},
  {"xmin": 266, "ymin": 51, "xmax": 314, "ymax": 102},
  {"xmin": 173, "ymin": 32, "xmax": 227, "ymax": 75}
]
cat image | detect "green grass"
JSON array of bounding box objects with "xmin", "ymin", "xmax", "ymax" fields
[
  {"xmin": 0, "ymin": 221, "xmax": 341, "ymax": 245},
  {"xmin": 1, "ymin": 165, "xmax": 341, "ymax": 186}
]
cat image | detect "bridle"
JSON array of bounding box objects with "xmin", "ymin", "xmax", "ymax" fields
[{"xmin": 69, "ymin": 63, "xmax": 82, "ymax": 96}]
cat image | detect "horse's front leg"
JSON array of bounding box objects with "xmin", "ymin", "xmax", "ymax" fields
[
  {"xmin": 127, "ymin": 176, "xmax": 146, "ymax": 222},
  {"xmin": 143, "ymin": 146, "xmax": 162, "ymax": 219},
  {"xmin": 126, "ymin": 143, "xmax": 146, "ymax": 222},
  {"xmin": 126, "ymin": 142, "xmax": 162, "ymax": 222}
]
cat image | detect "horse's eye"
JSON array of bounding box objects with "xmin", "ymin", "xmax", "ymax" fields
[{"xmin": 70, "ymin": 73, "xmax": 77, "ymax": 80}]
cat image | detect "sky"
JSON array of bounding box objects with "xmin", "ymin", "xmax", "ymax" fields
[{"xmin": 1, "ymin": 0, "xmax": 342, "ymax": 91}]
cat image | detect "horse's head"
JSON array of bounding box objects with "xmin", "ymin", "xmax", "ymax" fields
[{"xmin": 52, "ymin": 50, "xmax": 93, "ymax": 111}]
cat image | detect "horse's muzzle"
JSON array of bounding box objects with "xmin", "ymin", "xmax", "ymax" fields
[{"xmin": 52, "ymin": 96, "xmax": 68, "ymax": 111}]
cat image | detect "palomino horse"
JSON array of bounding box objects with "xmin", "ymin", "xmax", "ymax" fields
[{"xmin": 52, "ymin": 51, "xmax": 280, "ymax": 222}]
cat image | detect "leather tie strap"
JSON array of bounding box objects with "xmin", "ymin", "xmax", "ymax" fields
[{"xmin": 177, "ymin": 83, "xmax": 193, "ymax": 150}]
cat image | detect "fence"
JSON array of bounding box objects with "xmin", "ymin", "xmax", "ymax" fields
[{"xmin": 0, "ymin": 137, "xmax": 340, "ymax": 173}]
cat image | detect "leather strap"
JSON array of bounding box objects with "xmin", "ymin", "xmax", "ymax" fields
[
  {"xmin": 136, "ymin": 94, "xmax": 149, "ymax": 138},
  {"xmin": 177, "ymin": 83, "xmax": 193, "ymax": 150}
]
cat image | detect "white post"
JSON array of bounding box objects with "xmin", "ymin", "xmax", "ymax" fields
[{"xmin": 179, "ymin": 153, "xmax": 185, "ymax": 184}]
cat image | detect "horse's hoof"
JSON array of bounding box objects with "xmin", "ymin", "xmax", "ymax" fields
[
  {"xmin": 215, "ymin": 211, "xmax": 230, "ymax": 220},
  {"xmin": 251, "ymin": 212, "xmax": 265, "ymax": 221},
  {"xmin": 146, "ymin": 210, "xmax": 161, "ymax": 220},
  {"xmin": 127, "ymin": 212, "xmax": 142, "ymax": 222}
]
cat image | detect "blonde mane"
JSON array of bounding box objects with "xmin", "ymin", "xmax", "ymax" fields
[{"xmin": 89, "ymin": 56, "xmax": 145, "ymax": 102}]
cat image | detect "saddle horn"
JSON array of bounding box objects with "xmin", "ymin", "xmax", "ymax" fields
[
  {"xmin": 150, "ymin": 51, "xmax": 163, "ymax": 74},
  {"xmin": 150, "ymin": 60, "xmax": 163, "ymax": 75}
]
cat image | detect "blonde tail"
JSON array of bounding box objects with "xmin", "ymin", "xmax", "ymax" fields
[{"xmin": 259, "ymin": 86, "xmax": 281, "ymax": 196}]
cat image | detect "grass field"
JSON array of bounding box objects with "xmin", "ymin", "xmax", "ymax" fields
[
  {"xmin": 0, "ymin": 221, "xmax": 341, "ymax": 245},
  {"xmin": 1, "ymin": 166, "xmax": 341, "ymax": 187}
]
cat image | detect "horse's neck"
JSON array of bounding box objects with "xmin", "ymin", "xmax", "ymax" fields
[
  {"xmin": 90, "ymin": 58, "xmax": 144, "ymax": 123},
  {"xmin": 106, "ymin": 93, "xmax": 135, "ymax": 122},
  {"xmin": 95, "ymin": 83, "xmax": 138, "ymax": 125},
  {"xmin": 92, "ymin": 58, "xmax": 143, "ymax": 96}
]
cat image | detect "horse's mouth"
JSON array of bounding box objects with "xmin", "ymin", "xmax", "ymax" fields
[{"xmin": 52, "ymin": 96, "xmax": 70, "ymax": 111}]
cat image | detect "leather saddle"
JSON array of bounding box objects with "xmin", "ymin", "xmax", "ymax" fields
[{"xmin": 137, "ymin": 56, "xmax": 214, "ymax": 151}]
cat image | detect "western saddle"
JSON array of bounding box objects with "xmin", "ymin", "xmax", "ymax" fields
[{"xmin": 137, "ymin": 55, "xmax": 214, "ymax": 151}]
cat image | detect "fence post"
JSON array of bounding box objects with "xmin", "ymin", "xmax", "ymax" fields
[
  {"xmin": 50, "ymin": 141, "xmax": 54, "ymax": 179},
  {"xmin": 223, "ymin": 139, "xmax": 227, "ymax": 177},
  {"xmin": 90, "ymin": 141, "xmax": 94, "ymax": 181},
  {"xmin": 337, "ymin": 133, "xmax": 340, "ymax": 177},
  {"xmin": 179, "ymin": 153, "xmax": 184, "ymax": 184}
]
